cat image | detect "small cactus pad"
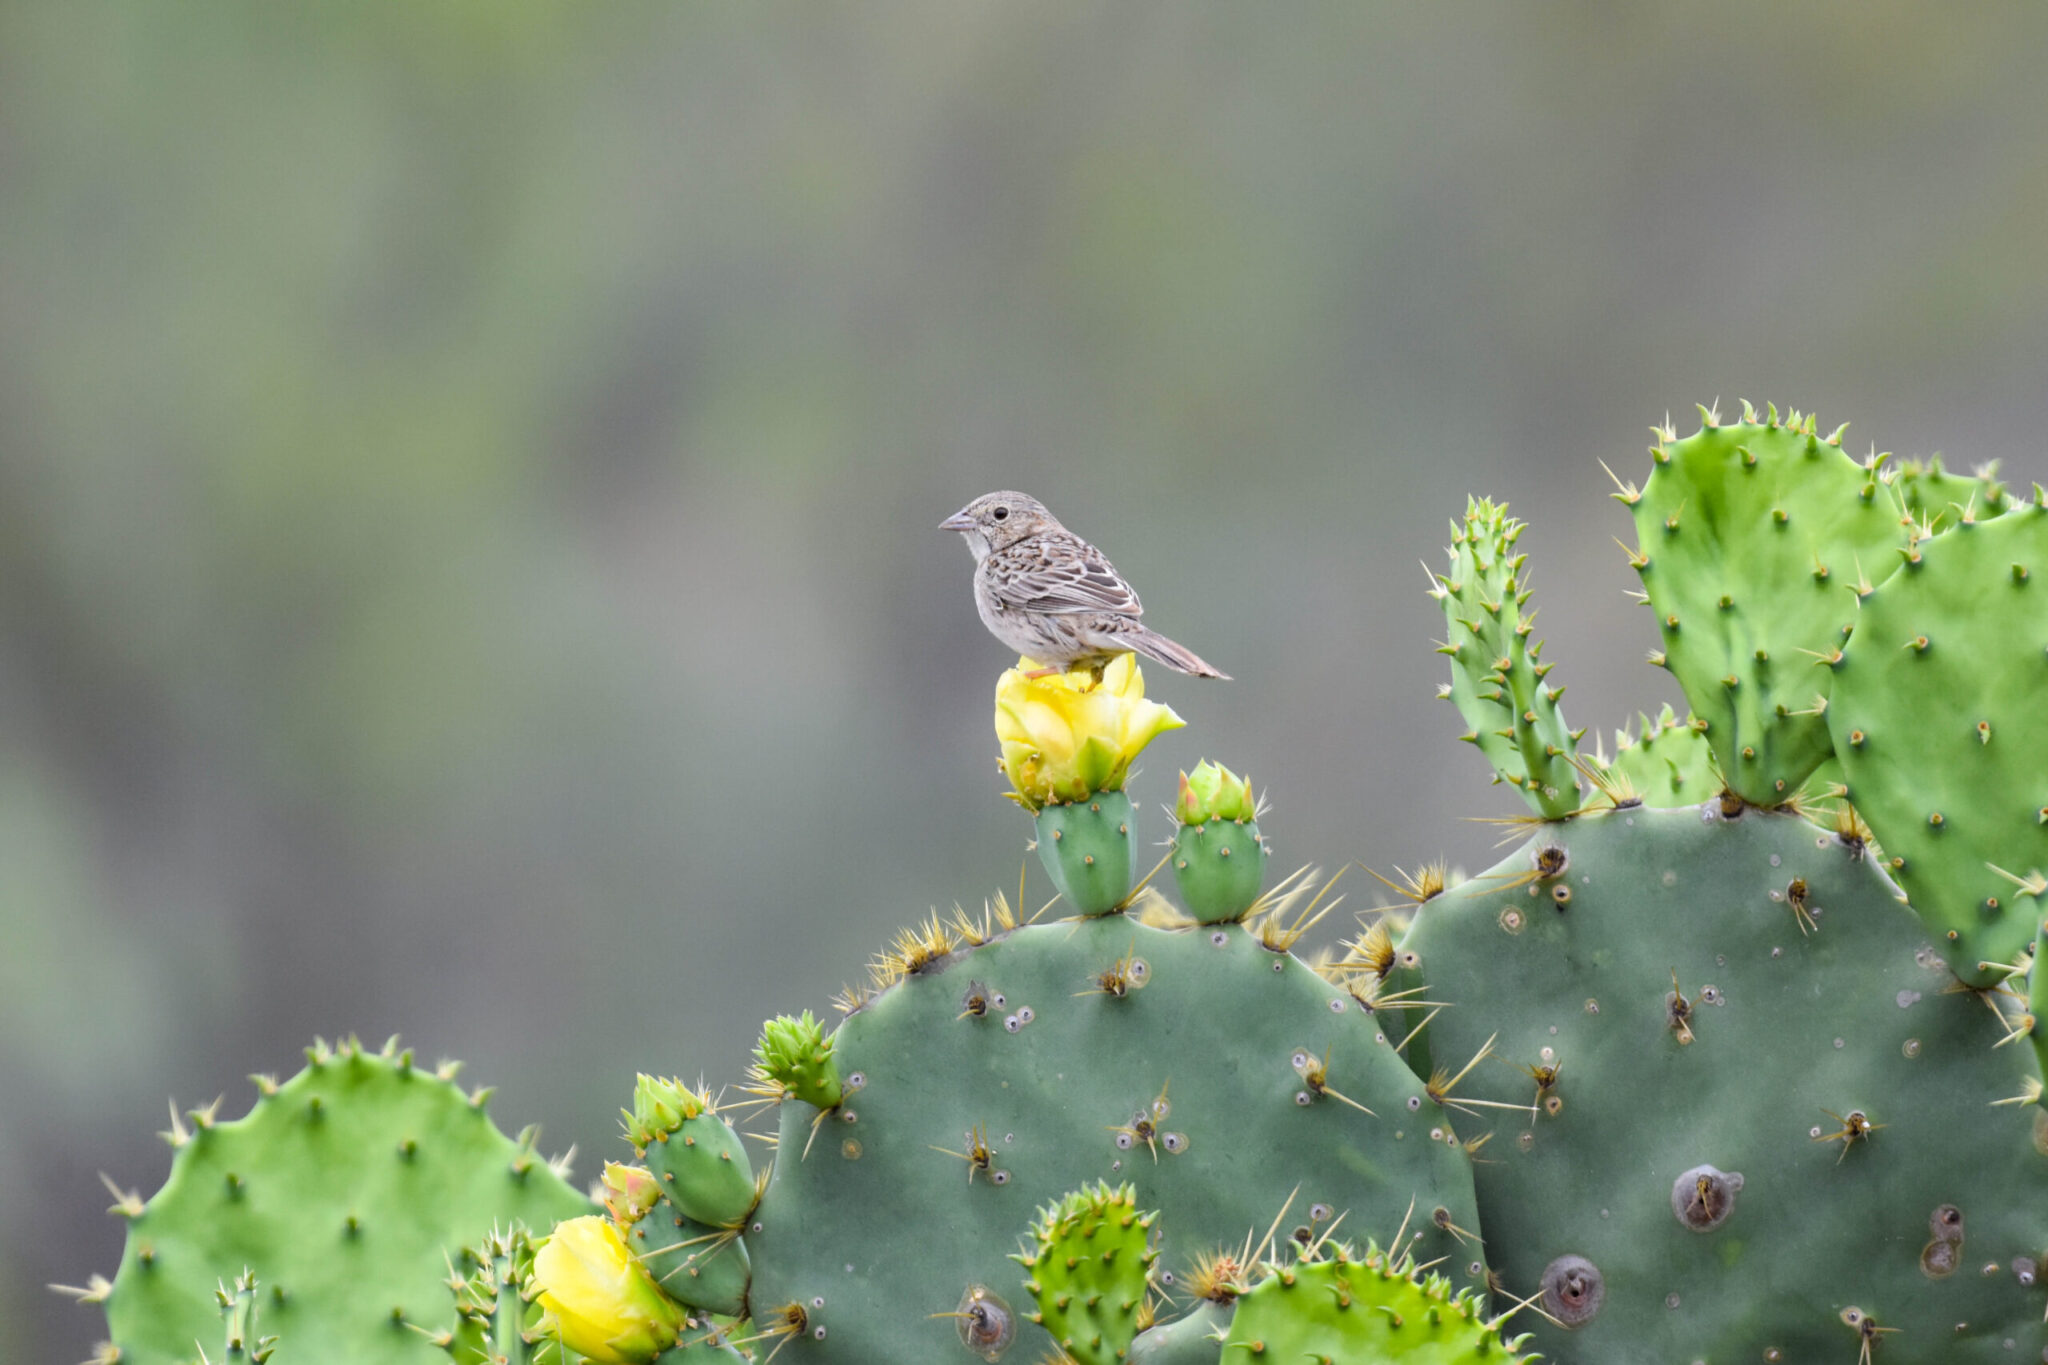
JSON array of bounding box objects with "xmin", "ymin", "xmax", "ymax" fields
[
  {"xmin": 1827, "ymin": 502, "xmax": 2048, "ymax": 983},
  {"xmin": 1127, "ymin": 1301, "xmax": 1229, "ymax": 1364},
  {"xmin": 1601, "ymin": 705, "xmax": 1718, "ymax": 809},
  {"xmin": 750, "ymin": 1012, "xmax": 844, "ymax": 1111},
  {"xmin": 102, "ymin": 1038, "xmax": 592, "ymax": 1365},
  {"xmin": 1625, "ymin": 408, "xmax": 1905, "ymax": 806},
  {"xmin": 1015, "ymin": 1182, "xmax": 1158, "ymax": 1365},
  {"xmin": 1432, "ymin": 496, "xmax": 1583, "ymax": 817},
  {"xmin": 1036, "ymin": 791, "xmax": 1137, "ymax": 915},
  {"xmin": 216, "ymin": 1270, "xmax": 277, "ymax": 1363},
  {"xmin": 1399, "ymin": 807, "xmax": 2048, "ymax": 1363},
  {"xmin": 742, "ymin": 912, "xmax": 1482, "ymax": 1364},
  {"xmin": 628, "ymin": 1077, "xmax": 758, "ymax": 1229},
  {"xmin": 1889, "ymin": 455, "xmax": 2012, "ymax": 530},
  {"xmin": 430, "ymin": 1224, "xmax": 556, "ymax": 1365},
  {"xmin": 1218, "ymin": 1240, "xmax": 1530, "ymax": 1363}
]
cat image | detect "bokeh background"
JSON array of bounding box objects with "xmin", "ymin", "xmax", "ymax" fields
[{"xmin": 7, "ymin": 5, "xmax": 2048, "ymax": 1359}]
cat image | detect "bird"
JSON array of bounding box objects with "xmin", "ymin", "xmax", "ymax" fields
[{"xmin": 940, "ymin": 491, "xmax": 1230, "ymax": 680}]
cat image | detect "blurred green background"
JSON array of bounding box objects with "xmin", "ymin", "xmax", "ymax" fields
[{"xmin": 7, "ymin": 4, "xmax": 2047, "ymax": 1359}]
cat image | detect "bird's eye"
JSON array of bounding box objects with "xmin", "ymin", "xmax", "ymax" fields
[{"xmin": 992, "ymin": 506, "xmax": 1009, "ymax": 520}]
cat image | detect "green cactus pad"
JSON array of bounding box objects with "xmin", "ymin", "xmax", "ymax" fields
[
  {"xmin": 1127, "ymin": 1301, "xmax": 1228, "ymax": 1364},
  {"xmin": 101, "ymin": 1037, "xmax": 593, "ymax": 1365},
  {"xmin": 1036, "ymin": 791, "xmax": 1137, "ymax": 915},
  {"xmin": 431, "ymin": 1224, "xmax": 567, "ymax": 1365},
  {"xmin": 1171, "ymin": 820, "xmax": 1266, "ymax": 923},
  {"xmin": 1015, "ymin": 1182, "xmax": 1158, "ymax": 1364},
  {"xmin": 1399, "ymin": 806, "xmax": 2048, "ymax": 1363},
  {"xmin": 1625, "ymin": 408, "xmax": 1906, "ymax": 806},
  {"xmin": 1433, "ymin": 496, "xmax": 1583, "ymax": 818},
  {"xmin": 621, "ymin": 1195, "xmax": 752, "ymax": 1318},
  {"xmin": 1889, "ymin": 455, "xmax": 2013, "ymax": 531},
  {"xmin": 1827, "ymin": 503, "xmax": 2048, "ymax": 983},
  {"xmin": 751, "ymin": 1012, "xmax": 844, "ymax": 1112},
  {"xmin": 1601, "ymin": 705, "xmax": 1719, "ymax": 808},
  {"xmin": 742, "ymin": 913, "xmax": 1482, "ymax": 1365},
  {"xmin": 216, "ymin": 1270, "xmax": 277, "ymax": 1363},
  {"xmin": 1219, "ymin": 1241, "xmax": 1531, "ymax": 1363}
]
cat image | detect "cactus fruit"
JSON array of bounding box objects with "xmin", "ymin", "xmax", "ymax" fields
[
  {"xmin": 739, "ymin": 909, "xmax": 1484, "ymax": 1363},
  {"xmin": 99, "ymin": 1036, "xmax": 592, "ymax": 1365},
  {"xmin": 625, "ymin": 1076, "xmax": 758, "ymax": 1230},
  {"xmin": 604, "ymin": 1163, "xmax": 752, "ymax": 1320},
  {"xmin": 1014, "ymin": 1181, "xmax": 1159, "ymax": 1364},
  {"xmin": 1037, "ymin": 790, "xmax": 1138, "ymax": 914},
  {"xmin": 1213, "ymin": 1237, "xmax": 1532, "ymax": 1364},
  {"xmin": 1432, "ymin": 496, "xmax": 1584, "ymax": 817},
  {"xmin": 1826, "ymin": 502, "xmax": 2048, "ymax": 984},
  {"xmin": 1398, "ymin": 806, "xmax": 2048, "ymax": 1362},
  {"xmin": 1171, "ymin": 762, "xmax": 1267, "ymax": 922},
  {"xmin": 1621, "ymin": 405, "xmax": 1907, "ymax": 807}
]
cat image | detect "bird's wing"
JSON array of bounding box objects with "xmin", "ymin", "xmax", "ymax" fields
[{"xmin": 995, "ymin": 534, "xmax": 1143, "ymax": 616}]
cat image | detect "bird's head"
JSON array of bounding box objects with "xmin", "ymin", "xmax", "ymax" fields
[{"xmin": 939, "ymin": 491, "xmax": 1058, "ymax": 559}]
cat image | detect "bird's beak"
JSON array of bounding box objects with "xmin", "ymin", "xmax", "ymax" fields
[{"xmin": 939, "ymin": 508, "xmax": 976, "ymax": 531}]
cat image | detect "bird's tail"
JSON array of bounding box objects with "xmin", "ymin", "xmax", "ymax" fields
[{"xmin": 1126, "ymin": 626, "xmax": 1231, "ymax": 680}]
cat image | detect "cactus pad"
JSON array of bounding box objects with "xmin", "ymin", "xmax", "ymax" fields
[
  {"xmin": 1827, "ymin": 503, "xmax": 2048, "ymax": 982},
  {"xmin": 1399, "ymin": 806, "xmax": 2048, "ymax": 1363},
  {"xmin": 741, "ymin": 911, "xmax": 1483, "ymax": 1364},
  {"xmin": 101, "ymin": 1037, "xmax": 592, "ymax": 1365},
  {"xmin": 750, "ymin": 1012, "xmax": 844, "ymax": 1112},
  {"xmin": 1432, "ymin": 496, "xmax": 1583, "ymax": 817},
  {"xmin": 1217, "ymin": 1239, "xmax": 1531, "ymax": 1363},
  {"xmin": 1625, "ymin": 408, "xmax": 1905, "ymax": 806},
  {"xmin": 1015, "ymin": 1182, "xmax": 1158, "ymax": 1364},
  {"xmin": 1600, "ymin": 705, "xmax": 1719, "ymax": 809}
]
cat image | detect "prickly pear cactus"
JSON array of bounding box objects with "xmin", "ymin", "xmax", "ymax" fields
[
  {"xmin": 426, "ymin": 1224, "xmax": 559, "ymax": 1365},
  {"xmin": 1015, "ymin": 1181, "xmax": 1158, "ymax": 1365},
  {"xmin": 1827, "ymin": 502, "xmax": 2048, "ymax": 982},
  {"xmin": 1888, "ymin": 455, "xmax": 2014, "ymax": 529},
  {"xmin": 740, "ymin": 907, "xmax": 1485, "ymax": 1364},
  {"xmin": 1619, "ymin": 404, "xmax": 1906, "ymax": 807},
  {"xmin": 1432, "ymin": 496, "xmax": 1584, "ymax": 817},
  {"xmin": 1598, "ymin": 705, "xmax": 1718, "ymax": 809},
  {"xmin": 97, "ymin": 1037, "xmax": 592, "ymax": 1365},
  {"xmin": 1215, "ymin": 1238, "xmax": 1531, "ymax": 1364},
  {"xmin": 1399, "ymin": 807, "xmax": 2048, "ymax": 1362}
]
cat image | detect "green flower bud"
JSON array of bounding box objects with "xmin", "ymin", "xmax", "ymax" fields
[{"xmin": 1175, "ymin": 760, "xmax": 1256, "ymax": 825}]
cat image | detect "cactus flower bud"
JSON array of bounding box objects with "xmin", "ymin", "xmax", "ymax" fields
[
  {"xmin": 995, "ymin": 655, "xmax": 1185, "ymax": 811},
  {"xmin": 600, "ymin": 1163, "xmax": 663, "ymax": 1227},
  {"xmin": 1175, "ymin": 760, "xmax": 1256, "ymax": 826},
  {"xmin": 532, "ymin": 1215, "xmax": 687, "ymax": 1363}
]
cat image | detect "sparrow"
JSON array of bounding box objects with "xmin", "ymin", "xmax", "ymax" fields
[{"xmin": 940, "ymin": 492, "xmax": 1230, "ymax": 679}]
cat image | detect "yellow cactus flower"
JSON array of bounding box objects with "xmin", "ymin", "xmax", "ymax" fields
[
  {"xmin": 995, "ymin": 655, "xmax": 1185, "ymax": 811},
  {"xmin": 533, "ymin": 1215, "xmax": 687, "ymax": 1363}
]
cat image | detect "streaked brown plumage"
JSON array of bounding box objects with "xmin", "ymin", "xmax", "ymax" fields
[{"xmin": 940, "ymin": 492, "xmax": 1229, "ymax": 679}]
